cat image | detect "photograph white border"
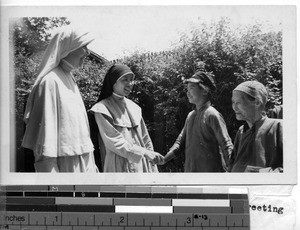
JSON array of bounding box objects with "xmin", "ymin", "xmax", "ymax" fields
[{"xmin": 0, "ymin": 3, "xmax": 297, "ymax": 185}]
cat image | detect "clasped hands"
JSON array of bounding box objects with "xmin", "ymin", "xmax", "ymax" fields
[{"xmin": 144, "ymin": 150, "xmax": 166, "ymax": 165}]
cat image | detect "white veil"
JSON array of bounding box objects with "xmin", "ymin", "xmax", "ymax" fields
[{"xmin": 24, "ymin": 26, "xmax": 94, "ymax": 123}]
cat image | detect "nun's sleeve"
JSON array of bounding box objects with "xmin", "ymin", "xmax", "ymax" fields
[
  {"xmin": 139, "ymin": 118, "xmax": 154, "ymax": 151},
  {"xmin": 22, "ymin": 74, "xmax": 59, "ymax": 159},
  {"xmin": 94, "ymin": 112, "xmax": 146, "ymax": 163}
]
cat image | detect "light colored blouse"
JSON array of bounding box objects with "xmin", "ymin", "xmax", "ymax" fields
[{"xmin": 91, "ymin": 94, "xmax": 158, "ymax": 173}]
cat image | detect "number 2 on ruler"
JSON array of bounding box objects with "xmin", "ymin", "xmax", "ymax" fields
[{"xmin": 119, "ymin": 216, "xmax": 125, "ymax": 224}]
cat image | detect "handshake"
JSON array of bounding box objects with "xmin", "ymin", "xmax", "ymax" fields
[{"xmin": 144, "ymin": 150, "xmax": 167, "ymax": 165}]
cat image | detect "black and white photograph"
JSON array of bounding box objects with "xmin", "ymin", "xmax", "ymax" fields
[{"xmin": 0, "ymin": 4, "xmax": 297, "ymax": 185}]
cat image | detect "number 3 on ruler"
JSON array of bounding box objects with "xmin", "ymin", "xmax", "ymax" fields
[{"xmin": 186, "ymin": 217, "xmax": 191, "ymax": 224}]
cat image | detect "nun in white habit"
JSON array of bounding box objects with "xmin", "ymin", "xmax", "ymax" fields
[
  {"xmin": 22, "ymin": 26, "xmax": 98, "ymax": 173},
  {"xmin": 90, "ymin": 64, "xmax": 164, "ymax": 172}
]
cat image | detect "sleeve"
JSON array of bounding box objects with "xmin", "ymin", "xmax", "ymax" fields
[
  {"xmin": 139, "ymin": 118, "xmax": 154, "ymax": 151},
  {"xmin": 36, "ymin": 77, "xmax": 59, "ymax": 156},
  {"xmin": 22, "ymin": 75, "xmax": 59, "ymax": 159},
  {"xmin": 169, "ymin": 127, "xmax": 186, "ymax": 155},
  {"xmin": 270, "ymin": 120, "xmax": 283, "ymax": 170},
  {"xmin": 164, "ymin": 118, "xmax": 187, "ymax": 162},
  {"xmin": 94, "ymin": 112, "xmax": 146, "ymax": 163},
  {"xmin": 208, "ymin": 112, "xmax": 233, "ymax": 166},
  {"xmin": 227, "ymin": 128, "xmax": 242, "ymax": 172}
]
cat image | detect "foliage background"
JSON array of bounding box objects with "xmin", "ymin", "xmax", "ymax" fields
[{"xmin": 12, "ymin": 17, "xmax": 282, "ymax": 172}]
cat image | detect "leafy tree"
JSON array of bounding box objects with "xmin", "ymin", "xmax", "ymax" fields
[
  {"xmin": 11, "ymin": 17, "xmax": 70, "ymax": 58},
  {"xmin": 119, "ymin": 18, "xmax": 282, "ymax": 172},
  {"xmin": 74, "ymin": 59, "xmax": 110, "ymax": 110},
  {"xmin": 171, "ymin": 18, "xmax": 282, "ymax": 139}
]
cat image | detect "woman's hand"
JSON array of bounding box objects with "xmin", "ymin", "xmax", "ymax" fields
[{"xmin": 144, "ymin": 150, "xmax": 165, "ymax": 165}]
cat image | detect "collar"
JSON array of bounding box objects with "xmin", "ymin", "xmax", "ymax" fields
[
  {"xmin": 112, "ymin": 92, "xmax": 125, "ymax": 100},
  {"xmin": 196, "ymin": 101, "xmax": 211, "ymax": 112},
  {"xmin": 243, "ymin": 115, "xmax": 267, "ymax": 132}
]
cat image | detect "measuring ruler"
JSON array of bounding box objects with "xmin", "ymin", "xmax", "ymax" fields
[{"xmin": 0, "ymin": 185, "xmax": 250, "ymax": 229}]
